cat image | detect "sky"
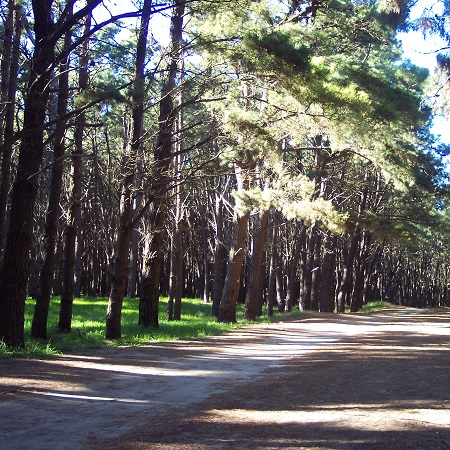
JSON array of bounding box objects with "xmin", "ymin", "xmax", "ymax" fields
[
  {"xmin": 397, "ymin": 0, "xmax": 450, "ymax": 145},
  {"xmin": 399, "ymin": 30, "xmax": 450, "ymax": 144}
]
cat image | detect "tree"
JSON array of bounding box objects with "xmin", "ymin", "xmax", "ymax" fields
[
  {"xmin": 59, "ymin": 9, "xmax": 92, "ymax": 333},
  {"xmin": 218, "ymin": 161, "xmax": 255, "ymax": 322},
  {"xmin": 106, "ymin": 0, "xmax": 153, "ymax": 339},
  {"xmin": 0, "ymin": 0, "xmax": 22, "ymax": 251},
  {"xmin": 0, "ymin": 0, "xmax": 103, "ymax": 347},
  {"xmin": 32, "ymin": 1, "xmax": 73, "ymax": 340},
  {"xmin": 244, "ymin": 176, "xmax": 269, "ymax": 320},
  {"xmin": 167, "ymin": 115, "xmax": 185, "ymax": 320},
  {"xmin": 139, "ymin": 0, "xmax": 185, "ymax": 329}
]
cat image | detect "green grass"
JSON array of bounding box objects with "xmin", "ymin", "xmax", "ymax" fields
[
  {"xmin": 13, "ymin": 296, "xmax": 293, "ymax": 356},
  {"xmin": 0, "ymin": 297, "xmax": 391, "ymax": 358},
  {"xmin": 359, "ymin": 300, "xmax": 392, "ymax": 313}
]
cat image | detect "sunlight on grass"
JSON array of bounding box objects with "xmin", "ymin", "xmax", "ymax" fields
[
  {"xmin": 0, "ymin": 297, "xmax": 393, "ymax": 358},
  {"xmin": 359, "ymin": 300, "xmax": 391, "ymax": 313},
  {"xmin": 0, "ymin": 338, "xmax": 61, "ymax": 358},
  {"xmin": 12, "ymin": 296, "xmax": 278, "ymax": 355}
]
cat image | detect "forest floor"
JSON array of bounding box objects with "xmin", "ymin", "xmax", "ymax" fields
[{"xmin": 1, "ymin": 306, "xmax": 449, "ymax": 449}]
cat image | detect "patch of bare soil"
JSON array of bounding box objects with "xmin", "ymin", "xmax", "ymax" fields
[{"xmin": 1, "ymin": 307, "xmax": 449, "ymax": 449}]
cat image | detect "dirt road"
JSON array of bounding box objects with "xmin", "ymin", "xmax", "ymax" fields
[{"xmin": 1, "ymin": 307, "xmax": 449, "ymax": 449}]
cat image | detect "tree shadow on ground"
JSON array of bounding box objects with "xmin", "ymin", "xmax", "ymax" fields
[{"xmin": 95, "ymin": 325, "xmax": 450, "ymax": 449}]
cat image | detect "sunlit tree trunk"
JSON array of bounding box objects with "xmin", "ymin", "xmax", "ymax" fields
[
  {"xmin": 244, "ymin": 208, "xmax": 269, "ymax": 320},
  {"xmin": 218, "ymin": 188, "xmax": 250, "ymax": 322},
  {"xmin": 218, "ymin": 146, "xmax": 256, "ymax": 323},
  {"xmin": 351, "ymin": 230, "xmax": 370, "ymax": 312}
]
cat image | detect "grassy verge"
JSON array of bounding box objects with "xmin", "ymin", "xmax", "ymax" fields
[
  {"xmin": 358, "ymin": 300, "xmax": 392, "ymax": 313},
  {"xmin": 0, "ymin": 297, "xmax": 390, "ymax": 359}
]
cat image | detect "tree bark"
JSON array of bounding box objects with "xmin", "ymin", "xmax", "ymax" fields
[
  {"xmin": 0, "ymin": 0, "xmax": 103, "ymax": 346},
  {"xmin": 0, "ymin": 0, "xmax": 58, "ymax": 347},
  {"xmin": 285, "ymin": 222, "xmax": 305, "ymax": 311},
  {"xmin": 267, "ymin": 211, "xmax": 280, "ymax": 316},
  {"xmin": 244, "ymin": 208, "xmax": 269, "ymax": 320},
  {"xmin": 60, "ymin": 11, "xmax": 92, "ymax": 333},
  {"xmin": 0, "ymin": 0, "xmax": 22, "ymax": 252},
  {"xmin": 139, "ymin": 0, "xmax": 185, "ymax": 328},
  {"xmin": 310, "ymin": 226, "xmax": 322, "ymax": 311},
  {"xmin": 211, "ymin": 190, "xmax": 227, "ymax": 317},
  {"xmin": 218, "ymin": 205, "xmax": 250, "ymax": 323},
  {"xmin": 32, "ymin": 2, "xmax": 73, "ymax": 340},
  {"xmin": 319, "ymin": 232, "xmax": 336, "ymax": 312},
  {"xmin": 350, "ymin": 230, "xmax": 369, "ymax": 312},
  {"xmin": 139, "ymin": 210, "xmax": 164, "ymax": 328},
  {"xmin": 106, "ymin": 0, "xmax": 152, "ymax": 339},
  {"xmin": 337, "ymin": 225, "xmax": 361, "ymax": 313},
  {"xmin": 167, "ymin": 149, "xmax": 184, "ymax": 321},
  {"xmin": 337, "ymin": 174, "xmax": 368, "ymax": 313},
  {"xmin": 301, "ymin": 225, "xmax": 316, "ymax": 310},
  {"xmin": 197, "ymin": 197, "xmax": 211, "ymax": 304}
]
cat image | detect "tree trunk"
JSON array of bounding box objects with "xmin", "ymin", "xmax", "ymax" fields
[
  {"xmin": 212, "ymin": 190, "xmax": 227, "ymax": 317},
  {"xmin": 0, "ymin": 0, "xmax": 57, "ymax": 347},
  {"xmin": 73, "ymin": 220, "xmax": 84, "ymax": 297},
  {"xmin": 126, "ymin": 125, "xmax": 145, "ymax": 297},
  {"xmin": 127, "ymin": 227, "xmax": 140, "ymax": 297},
  {"xmin": 106, "ymin": 0, "xmax": 152, "ymax": 339},
  {"xmin": 167, "ymin": 148, "xmax": 184, "ymax": 321},
  {"xmin": 301, "ymin": 225, "xmax": 316, "ymax": 310},
  {"xmin": 218, "ymin": 206, "xmax": 250, "ymax": 323},
  {"xmin": 337, "ymin": 224, "xmax": 362, "ymax": 313},
  {"xmin": 267, "ymin": 211, "xmax": 280, "ymax": 316},
  {"xmin": 0, "ymin": 0, "xmax": 15, "ymax": 142},
  {"xmin": 32, "ymin": 3, "xmax": 72, "ymax": 339},
  {"xmin": 310, "ymin": 227, "xmax": 322, "ymax": 311},
  {"xmin": 339, "ymin": 171, "xmax": 369, "ymax": 312},
  {"xmin": 59, "ymin": 12, "xmax": 92, "ymax": 333},
  {"xmin": 244, "ymin": 208, "xmax": 269, "ymax": 320},
  {"xmin": 319, "ymin": 232, "xmax": 336, "ymax": 312},
  {"xmin": 298, "ymin": 224, "xmax": 308, "ymax": 311},
  {"xmin": 139, "ymin": 0, "xmax": 185, "ymax": 328},
  {"xmin": 0, "ymin": 0, "xmax": 22, "ymax": 252},
  {"xmin": 139, "ymin": 211, "xmax": 164, "ymax": 328},
  {"xmin": 197, "ymin": 197, "xmax": 211, "ymax": 304},
  {"xmin": 350, "ymin": 230, "xmax": 370, "ymax": 312},
  {"xmin": 275, "ymin": 240, "xmax": 285, "ymax": 310},
  {"xmin": 285, "ymin": 222, "xmax": 305, "ymax": 311}
]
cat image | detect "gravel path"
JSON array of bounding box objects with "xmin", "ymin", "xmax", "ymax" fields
[{"xmin": 1, "ymin": 307, "xmax": 449, "ymax": 449}]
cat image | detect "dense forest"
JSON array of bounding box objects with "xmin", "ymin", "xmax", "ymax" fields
[{"xmin": 1, "ymin": 0, "xmax": 450, "ymax": 347}]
